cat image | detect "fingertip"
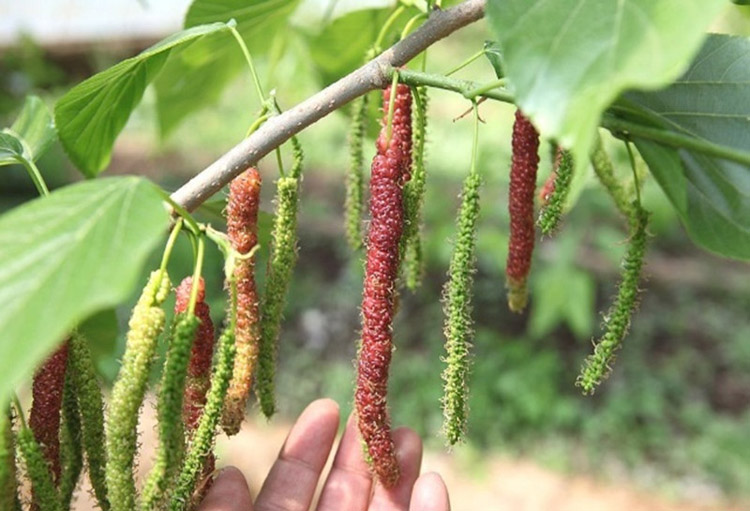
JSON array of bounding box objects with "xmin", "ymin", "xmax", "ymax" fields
[
  {"xmin": 393, "ymin": 427, "xmax": 423, "ymax": 462},
  {"xmin": 197, "ymin": 466, "xmax": 252, "ymax": 511},
  {"xmin": 301, "ymin": 398, "xmax": 340, "ymax": 424},
  {"xmin": 409, "ymin": 472, "xmax": 450, "ymax": 511}
]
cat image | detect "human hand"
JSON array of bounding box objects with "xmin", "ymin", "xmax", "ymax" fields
[{"xmin": 197, "ymin": 398, "xmax": 450, "ymax": 511}]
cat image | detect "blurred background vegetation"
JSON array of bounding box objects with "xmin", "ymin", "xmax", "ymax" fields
[{"xmin": 2, "ymin": 1, "xmax": 750, "ymax": 503}]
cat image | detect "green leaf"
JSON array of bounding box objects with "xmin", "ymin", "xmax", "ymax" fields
[
  {"xmin": 486, "ymin": 0, "xmax": 726, "ymax": 182},
  {"xmin": 1, "ymin": 95, "xmax": 55, "ymax": 169},
  {"xmin": 55, "ymin": 22, "xmax": 232, "ymax": 177},
  {"xmin": 0, "ymin": 177, "xmax": 169, "ymax": 404},
  {"xmin": 625, "ymin": 34, "xmax": 750, "ymax": 260},
  {"xmin": 5, "ymin": 95, "xmax": 55, "ymax": 162},
  {"xmin": 306, "ymin": 9, "xmax": 387, "ymax": 85},
  {"xmin": 483, "ymin": 41, "xmax": 503, "ymax": 79},
  {"xmin": 154, "ymin": 0, "xmax": 299, "ymax": 137},
  {"xmin": 154, "ymin": 31, "xmax": 244, "ymax": 138},
  {"xmin": 0, "ymin": 133, "xmax": 25, "ymax": 166}
]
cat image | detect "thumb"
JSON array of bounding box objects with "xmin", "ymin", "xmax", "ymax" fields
[{"xmin": 197, "ymin": 466, "xmax": 253, "ymax": 511}]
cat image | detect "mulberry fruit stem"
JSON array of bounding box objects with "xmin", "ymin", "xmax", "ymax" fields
[
  {"xmin": 346, "ymin": 92, "xmax": 369, "ymax": 251},
  {"xmin": 169, "ymin": 324, "xmax": 236, "ymax": 511},
  {"xmin": 441, "ymin": 101, "xmax": 481, "ymax": 446},
  {"xmin": 106, "ymin": 270, "xmax": 170, "ymax": 511},
  {"xmin": 222, "ymin": 168, "xmax": 262, "ymax": 436},
  {"xmin": 355, "ymin": 83, "xmax": 412, "ymax": 488},
  {"xmin": 140, "ymin": 313, "xmax": 199, "ymax": 510},
  {"xmin": 29, "ymin": 342, "xmax": 69, "ymax": 489},
  {"xmin": 402, "ymin": 86, "xmax": 428, "ymax": 290},
  {"xmin": 577, "ymin": 205, "xmax": 649, "ymax": 394},
  {"xmin": 59, "ymin": 367, "xmax": 83, "ymax": 509},
  {"xmin": 506, "ymin": 109, "xmax": 540, "ymax": 313},
  {"xmin": 590, "ymin": 133, "xmax": 633, "ymax": 220},
  {"xmin": 0, "ymin": 408, "xmax": 18, "ymax": 511},
  {"xmin": 256, "ymin": 175, "xmax": 300, "ymax": 418},
  {"xmin": 538, "ymin": 148, "xmax": 574, "ymax": 234},
  {"xmin": 17, "ymin": 427, "xmax": 62, "ymax": 511},
  {"xmin": 68, "ymin": 332, "xmax": 109, "ymax": 511}
]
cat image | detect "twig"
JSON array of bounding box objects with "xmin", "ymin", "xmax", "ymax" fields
[{"xmin": 170, "ymin": 0, "xmax": 486, "ymax": 212}]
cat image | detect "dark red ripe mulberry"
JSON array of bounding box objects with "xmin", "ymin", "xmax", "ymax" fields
[
  {"xmin": 356, "ymin": 84, "xmax": 411, "ymax": 488},
  {"xmin": 29, "ymin": 342, "xmax": 69, "ymax": 486},
  {"xmin": 377, "ymin": 83, "xmax": 412, "ymax": 182},
  {"xmin": 175, "ymin": 277, "xmax": 215, "ymax": 432},
  {"xmin": 506, "ymin": 110, "xmax": 540, "ymax": 313}
]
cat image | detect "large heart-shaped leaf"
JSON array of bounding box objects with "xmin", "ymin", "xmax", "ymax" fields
[
  {"xmin": 0, "ymin": 177, "xmax": 169, "ymax": 404},
  {"xmin": 485, "ymin": 0, "xmax": 726, "ymax": 178},
  {"xmin": 625, "ymin": 35, "xmax": 750, "ymax": 260},
  {"xmin": 154, "ymin": 0, "xmax": 299, "ymax": 138},
  {"xmin": 55, "ymin": 22, "xmax": 232, "ymax": 177}
]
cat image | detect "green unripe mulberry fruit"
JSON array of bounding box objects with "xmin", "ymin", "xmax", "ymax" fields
[{"xmin": 106, "ymin": 270, "xmax": 170, "ymax": 511}]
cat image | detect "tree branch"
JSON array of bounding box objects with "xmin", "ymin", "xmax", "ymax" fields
[{"xmin": 171, "ymin": 0, "xmax": 487, "ymax": 212}]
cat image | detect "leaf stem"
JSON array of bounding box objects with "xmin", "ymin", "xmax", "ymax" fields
[
  {"xmin": 469, "ymin": 100, "xmax": 479, "ymax": 176},
  {"xmin": 445, "ymin": 48, "xmax": 485, "ymax": 77},
  {"xmin": 11, "ymin": 394, "xmax": 25, "ymax": 429},
  {"xmin": 159, "ymin": 218, "xmax": 183, "ymax": 276},
  {"xmin": 401, "ymin": 13, "xmax": 428, "ymax": 40},
  {"xmin": 625, "ymin": 142, "xmax": 642, "ymax": 206},
  {"xmin": 229, "ymin": 26, "xmax": 265, "ymax": 105},
  {"xmin": 188, "ymin": 234, "xmax": 205, "ymax": 317},
  {"xmin": 396, "ymin": 69, "xmax": 515, "ymax": 103},
  {"xmin": 463, "ymin": 78, "xmax": 506, "ymax": 99},
  {"xmin": 375, "ymin": 6, "xmax": 407, "ymax": 52},
  {"xmin": 385, "ymin": 71, "xmax": 400, "ymax": 146},
  {"xmin": 160, "ymin": 191, "xmax": 201, "ymax": 235},
  {"xmin": 601, "ymin": 115, "xmax": 750, "ymax": 167},
  {"xmin": 20, "ymin": 159, "xmax": 49, "ymax": 197}
]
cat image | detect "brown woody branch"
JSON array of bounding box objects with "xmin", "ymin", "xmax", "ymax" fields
[{"xmin": 170, "ymin": 0, "xmax": 486, "ymax": 212}]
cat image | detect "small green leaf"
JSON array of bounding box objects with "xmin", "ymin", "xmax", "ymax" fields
[
  {"xmin": 1, "ymin": 95, "xmax": 55, "ymax": 168},
  {"xmin": 483, "ymin": 41, "xmax": 503, "ymax": 79},
  {"xmin": 486, "ymin": 0, "xmax": 726, "ymax": 186},
  {"xmin": 55, "ymin": 22, "xmax": 232, "ymax": 177},
  {"xmin": 4, "ymin": 95, "xmax": 55, "ymax": 163},
  {"xmin": 0, "ymin": 177, "xmax": 169, "ymax": 405},
  {"xmin": 626, "ymin": 34, "xmax": 750, "ymax": 260},
  {"xmin": 0, "ymin": 133, "xmax": 25, "ymax": 166}
]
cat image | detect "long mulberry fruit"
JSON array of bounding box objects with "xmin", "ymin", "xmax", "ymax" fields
[
  {"xmin": 29, "ymin": 342, "xmax": 69, "ymax": 488},
  {"xmin": 355, "ymin": 83, "xmax": 412, "ymax": 488},
  {"xmin": 174, "ymin": 277, "xmax": 216, "ymax": 433},
  {"xmin": 402, "ymin": 86, "xmax": 428, "ymax": 290},
  {"xmin": 346, "ymin": 92, "xmax": 369, "ymax": 251},
  {"xmin": 106, "ymin": 270, "xmax": 170, "ymax": 511},
  {"xmin": 506, "ymin": 110, "xmax": 540, "ymax": 313},
  {"xmin": 68, "ymin": 332, "xmax": 109, "ymax": 510},
  {"xmin": 256, "ymin": 136, "xmax": 304, "ymax": 418},
  {"xmin": 141, "ymin": 301, "xmax": 199, "ymax": 510},
  {"xmin": 577, "ymin": 205, "xmax": 648, "ymax": 394},
  {"xmin": 169, "ymin": 324, "xmax": 236, "ymax": 511},
  {"xmin": 17, "ymin": 427, "xmax": 62, "ymax": 511},
  {"xmin": 59, "ymin": 369, "xmax": 82, "ymax": 509},
  {"xmin": 538, "ymin": 147, "xmax": 574, "ymax": 234},
  {"xmin": 441, "ymin": 171, "xmax": 481, "ymax": 446},
  {"xmin": 222, "ymin": 168, "xmax": 262, "ymax": 436},
  {"xmin": 0, "ymin": 409, "xmax": 18, "ymax": 510}
]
